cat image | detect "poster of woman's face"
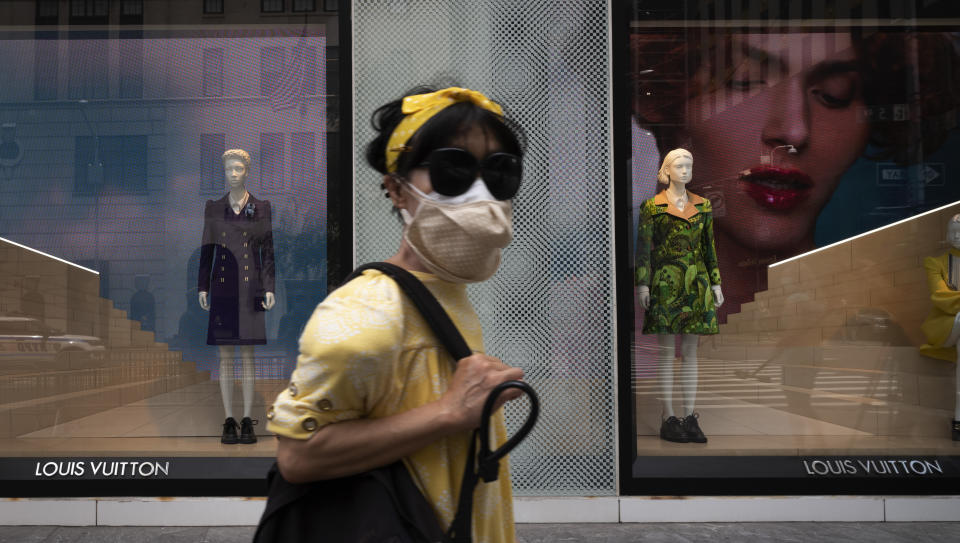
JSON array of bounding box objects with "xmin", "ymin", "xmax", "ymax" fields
[{"xmin": 631, "ymin": 28, "xmax": 960, "ymax": 318}]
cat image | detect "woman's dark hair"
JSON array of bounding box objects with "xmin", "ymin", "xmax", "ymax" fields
[
  {"xmin": 365, "ymin": 86, "xmax": 526, "ymax": 178},
  {"xmin": 631, "ymin": 30, "xmax": 960, "ymax": 165}
]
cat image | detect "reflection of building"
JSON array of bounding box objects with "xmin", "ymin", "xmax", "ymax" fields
[{"xmin": 0, "ymin": 2, "xmax": 335, "ymax": 344}]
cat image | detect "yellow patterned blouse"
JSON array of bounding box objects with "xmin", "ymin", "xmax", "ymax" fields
[{"xmin": 266, "ymin": 268, "xmax": 516, "ymax": 543}]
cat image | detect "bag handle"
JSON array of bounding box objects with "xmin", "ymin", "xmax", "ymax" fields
[{"xmin": 448, "ymin": 381, "xmax": 539, "ymax": 543}]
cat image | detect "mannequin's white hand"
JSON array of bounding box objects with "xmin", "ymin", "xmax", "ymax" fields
[
  {"xmin": 712, "ymin": 285, "xmax": 724, "ymax": 308},
  {"xmin": 262, "ymin": 291, "xmax": 276, "ymax": 310},
  {"xmin": 199, "ymin": 291, "xmax": 210, "ymax": 311},
  {"xmin": 638, "ymin": 285, "xmax": 650, "ymax": 310}
]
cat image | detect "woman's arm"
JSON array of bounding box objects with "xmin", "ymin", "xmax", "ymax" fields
[{"xmin": 276, "ymin": 353, "xmax": 524, "ymax": 483}]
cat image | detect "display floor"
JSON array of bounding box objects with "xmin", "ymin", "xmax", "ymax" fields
[
  {"xmin": 0, "ymin": 381, "xmax": 285, "ymax": 457},
  {"xmin": 635, "ymin": 355, "xmax": 960, "ymax": 455}
]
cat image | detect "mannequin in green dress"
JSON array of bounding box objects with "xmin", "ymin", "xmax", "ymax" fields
[{"xmin": 636, "ymin": 148, "xmax": 724, "ymax": 443}]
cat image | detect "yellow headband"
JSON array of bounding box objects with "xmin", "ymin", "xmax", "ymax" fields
[{"xmin": 385, "ymin": 87, "xmax": 504, "ymax": 173}]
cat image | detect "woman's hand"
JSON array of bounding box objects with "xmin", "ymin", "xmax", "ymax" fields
[
  {"xmin": 637, "ymin": 286, "xmax": 650, "ymax": 310},
  {"xmin": 439, "ymin": 353, "xmax": 525, "ymax": 432},
  {"xmin": 276, "ymin": 353, "xmax": 525, "ymax": 483}
]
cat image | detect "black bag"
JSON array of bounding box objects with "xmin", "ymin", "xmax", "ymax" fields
[{"xmin": 253, "ymin": 262, "xmax": 539, "ymax": 543}]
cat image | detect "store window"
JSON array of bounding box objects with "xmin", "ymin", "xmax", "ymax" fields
[
  {"xmin": 620, "ymin": 0, "xmax": 960, "ymax": 493},
  {"xmin": 261, "ymin": 0, "xmax": 284, "ymax": 13},
  {"xmin": 0, "ymin": 0, "xmax": 344, "ymax": 495}
]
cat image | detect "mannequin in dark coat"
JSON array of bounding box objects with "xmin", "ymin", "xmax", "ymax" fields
[{"xmin": 198, "ymin": 149, "xmax": 276, "ymax": 444}]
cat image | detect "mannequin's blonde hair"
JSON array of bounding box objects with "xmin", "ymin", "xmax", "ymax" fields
[
  {"xmin": 222, "ymin": 149, "xmax": 251, "ymax": 169},
  {"xmin": 658, "ymin": 148, "xmax": 693, "ymax": 185}
]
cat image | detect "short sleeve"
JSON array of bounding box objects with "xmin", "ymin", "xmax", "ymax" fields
[{"xmin": 266, "ymin": 272, "xmax": 405, "ymax": 440}]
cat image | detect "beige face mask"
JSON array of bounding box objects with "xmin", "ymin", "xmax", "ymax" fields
[{"xmin": 401, "ymin": 182, "xmax": 513, "ymax": 283}]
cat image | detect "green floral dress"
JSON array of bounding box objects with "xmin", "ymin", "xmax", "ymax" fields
[{"xmin": 635, "ymin": 191, "xmax": 721, "ymax": 335}]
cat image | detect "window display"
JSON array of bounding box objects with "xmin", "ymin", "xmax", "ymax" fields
[
  {"xmin": 622, "ymin": 1, "xmax": 960, "ymax": 492},
  {"xmin": 0, "ymin": 1, "xmax": 342, "ymax": 491}
]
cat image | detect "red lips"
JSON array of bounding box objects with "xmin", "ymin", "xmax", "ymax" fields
[{"xmin": 738, "ymin": 166, "xmax": 813, "ymax": 212}]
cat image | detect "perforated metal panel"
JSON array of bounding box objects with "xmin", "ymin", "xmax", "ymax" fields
[{"xmin": 353, "ymin": 0, "xmax": 615, "ymax": 495}]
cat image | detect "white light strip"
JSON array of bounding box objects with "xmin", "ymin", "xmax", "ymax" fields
[
  {"xmin": 630, "ymin": 19, "xmax": 960, "ymax": 28},
  {"xmin": 0, "ymin": 236, "xmax": 100, "ymax": 275},
  {"xmin": 770, "ymin": 200, "xmax": 960, "ymax": 268}
]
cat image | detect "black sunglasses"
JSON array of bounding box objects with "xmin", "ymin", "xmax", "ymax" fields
[{"xmin": 417, "ymin": 147, "xmax": 522, "ymax": 201}]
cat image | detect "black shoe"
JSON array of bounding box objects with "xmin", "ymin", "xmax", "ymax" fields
[
  {"xmin": 240, "ymin": 417, "xmax": 258, "ymax": 444},
  {"xmin": 681, "ymin": 413, "xmax": 708, "ymax": 443},
  {"xmin": 221, "ymin": 417, "xmax": 239, "ymax": 444},
  {"xmin": 952, "ymin": 420, "xmax": 960, "ymax": 442},
  {"xmin": 659, "ymin": 416, "xmax": 689, "ymax": 443}
]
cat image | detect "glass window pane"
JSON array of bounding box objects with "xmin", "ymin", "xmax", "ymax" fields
[
  {"xmin": 119, "ymin": 39, "xmax": 143, "ymax": 99},
  {"xmin": 260, "ymin": 133, "xmax": 285, "ymax": 192},
  {"xmin": 1, "ymin": 4, "xmax": 337, "ymax": 493},
  {"xmin": 203, "ymin": 0, "xmax": 224, "ymax": 14},
  {"xmin": 68, "ymin": 39, "xmax": 108, "ymax": 99},
  {"xmin": 292, "ymin": 0, "xmax": 315, "ymax": 12},
  {"xmin": 261, "ymin": 0, "xmax": 284, "ymax": 13},
  {"xmin": 37, "ymin": 0, "xmax": 60, "ymax": 19},
  {"xmin": 33, "ymin": 40, "xmax": 58, "ymax": 101},
  {"xmin": 200, "ymin": 134, "xmax": 226, "ymax": 193},
  {"xmin": 625, "ymin": 3, "xmax": 960, "ymax": 491},
  {"xmin": 121, "ymin": 0, "xmax": 143, "ymax": 16},
  {"xmin": 259, "ymin": 46, "xmax": 285, "ymax": 96},
  {"xmin": 202, "ymin": 47, "xmax": 224, "ymax": 97}
]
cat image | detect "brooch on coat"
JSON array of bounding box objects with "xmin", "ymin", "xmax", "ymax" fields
[{"xmin": 243, "ymin": 202, "xmax": 256, "ymax": 219}]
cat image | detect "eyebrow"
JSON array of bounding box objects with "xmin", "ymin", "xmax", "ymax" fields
[
  {"xmin": 739, "ymin": 43, "xmax": 861, "ymax": 80},
  {"xmin": 740, "ymin": 43, "xmax": 788, "ymax": 74},
  {"xmin": 804, "ymin": 60, "xmax": 862, "ymax": 83}
]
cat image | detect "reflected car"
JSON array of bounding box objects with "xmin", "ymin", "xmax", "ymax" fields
[{"xmin": 0, "ymin": 316, "xmax": 105, "ymax": 370}]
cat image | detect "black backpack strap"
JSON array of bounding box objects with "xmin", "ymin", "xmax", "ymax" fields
[
  {"xmin": 344, "ymin": 262, "xmax": 540, "ymax": 543},
  {"xmin": 346, "ymin": 262, "xmax": 472, "ymax": 361},
  {"xmin": 446, "ymin": 380, "xmax": 539, "ymax": 543}
]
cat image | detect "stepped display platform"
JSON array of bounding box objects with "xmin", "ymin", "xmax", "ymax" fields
[
  {"xmin": 635, "ymin": 202, "xmax": 960, "ymax": 454},
  {"xmin": 0, "ymin": 237, "xmax": 224, "ymax": 449}
]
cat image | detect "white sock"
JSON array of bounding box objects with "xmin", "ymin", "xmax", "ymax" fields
[
  {"xmin": 219, "ymin": 346, "xmax": 235, "ymax": 421},
  {"xmin": 240, "ymin": 347, "xmax": 256, "ymax": 420},
  {"xmin": 657, "ymin": 334, "xmax": 676, "ymax": 418},
  {"xmin": 680, "ymin": 334, "xmax": 699, "ymax": 417}
]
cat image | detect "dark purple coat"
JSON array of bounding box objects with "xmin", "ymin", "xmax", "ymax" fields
[{"xmin": 198, "ymin": 194, "xmax": 276, "ymax": 345}]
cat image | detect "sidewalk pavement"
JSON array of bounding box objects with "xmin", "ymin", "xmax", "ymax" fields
[{"xmin": 1, "ymin": 522, "xmax": 958, "ymax": 542}]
